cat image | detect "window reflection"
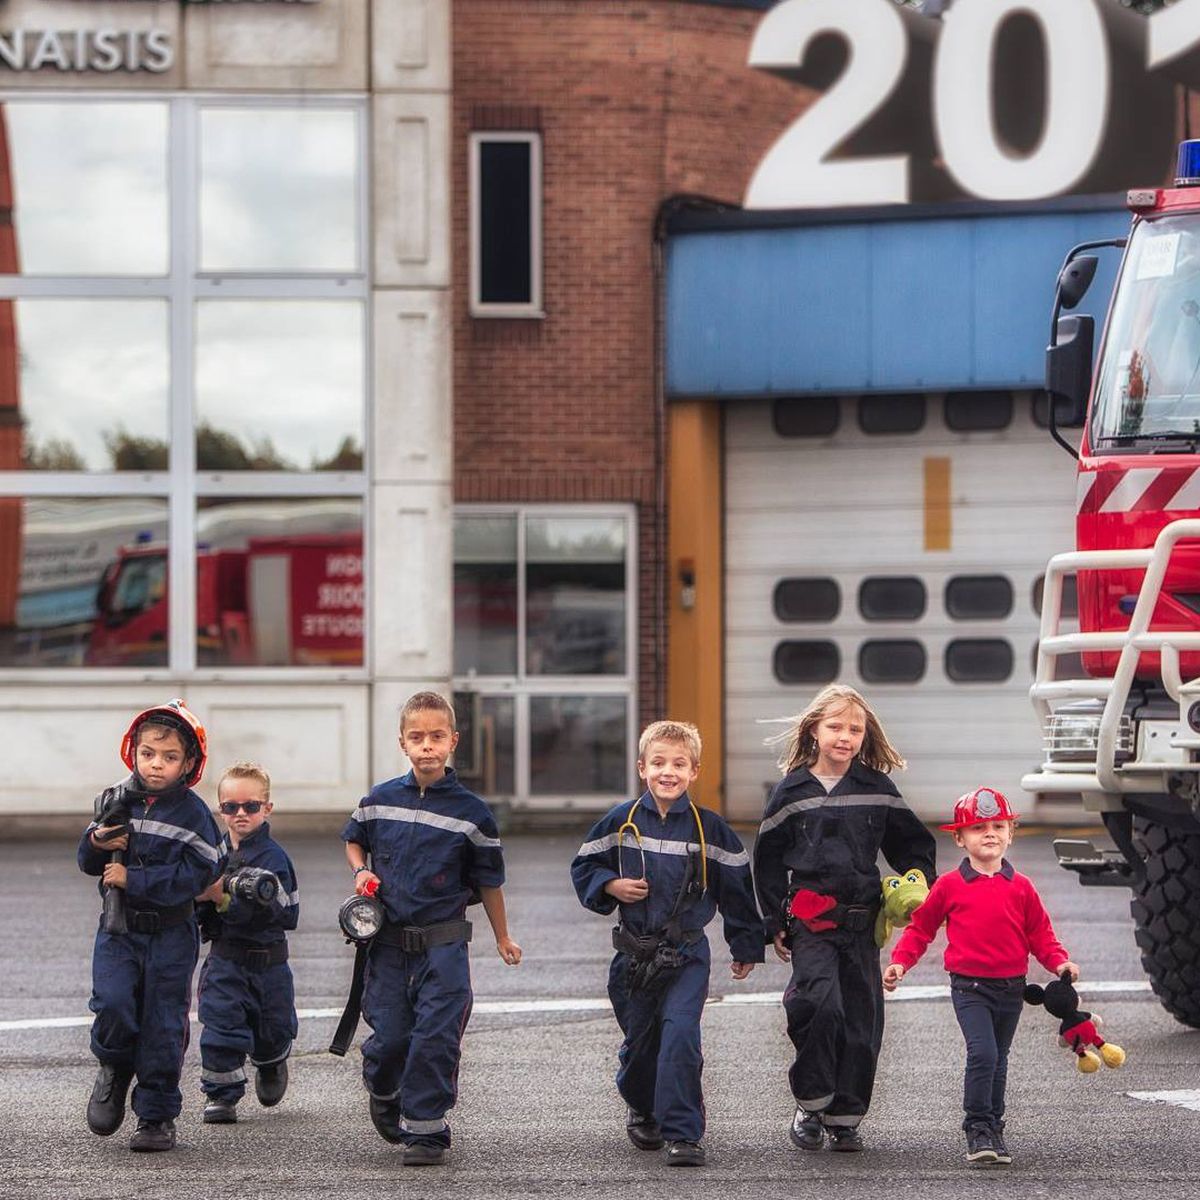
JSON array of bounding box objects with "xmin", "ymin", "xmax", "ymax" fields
[
  {"xmin": 526, "ymin": 516, "xmax": 626, "ymax": 676},
  {"xmin": 0, "ymin": 496, "xmax": 168, "ymax": 667},
  {"xmin": 2, "ymin": 101, "xmax": 167, "ymax": 275},
  {"xmin": 454, "ymin": 692, "xmax": 515, "ymax": 798},
  {"xmin": 195, "ymin": 301, "xmax": 364, "ymax": 471},
  {"xmin": 0, "ymin": 299, "xmax": 169, "ymax": 472},
  {"xmin": 195, "ymin": 497, "xmax": 362, "ymax": 667},
  {"xmin": 200, "ymin": 107, "xmax": 359, "ymax": 272},
  {"xmin": 454, "ymin": 515, "xmax": 517, "ymax": 675},
  {"xmin": 530, "ymin": 695, "xmax": 627, "ymax": 795}
]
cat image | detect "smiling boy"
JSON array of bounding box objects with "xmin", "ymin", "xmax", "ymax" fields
[
  {"xmin": 884, "ymin": 787, "xmax": 1080, "ymax": 1167},
  {"xmin": 571, "ymin": 720, "xmax": 764, "ymax": 1168},
  {"xmin": 342, "ymin": 691, "xmax": 521, "ymax": 1165}
]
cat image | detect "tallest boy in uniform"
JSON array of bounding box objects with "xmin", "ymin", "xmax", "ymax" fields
[{"xmin": 342, "ymin": 690, "xmax": 521, "ymax": 1166}]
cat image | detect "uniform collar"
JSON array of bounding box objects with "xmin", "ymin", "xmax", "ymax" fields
[
  {"xmin": 788, "ymin": 759, "xmax": 871, "ymax": 792},
  {"xmin": 959, "ymin": 857, "xmax": 1015, "ymax": 882},
  {"xmin": 402, "ymin": 767, "xmax": 458, "ymax": 792},
  {"xmin": 223, "ymin": 820, "xmax": 269, "ymax": 855},
  {"xmin": 637, "ymin": 790, "xmax": 693, "ymax": 817}
]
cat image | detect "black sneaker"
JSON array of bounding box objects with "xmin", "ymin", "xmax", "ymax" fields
[
  {"xmin": 368, "ymin": 1096, "xmax": 404, "ymax": 1144},
  {"xmin": 789, "ymin": 1107, "xmax": 824, "ymax": 1152},
  {"xmin": 991, "ymin": 1121, "xmax": 1012, "ymax": 1165},
  {"xmin": 129, "ymin": 1118, "xmax": 177, "ymax": 1152},
  {"xmin": 202, "ymin": 1100, "xmax": 238, "ymax": 1125},
  {"xmin": 666, "ymin": 1140, "xmax": 706, "ymax": 1167},
  {"xmin": 828, "ymin": 1126, "xmax": 864, "ymax": 1153},
  {"xmin": 626, "ymin": 1107, "xmax": 665, "ymax": 1151},
  {"xmin": 255, "ymin": 1060, "xmax": 288, "ymax": 1108},
  {"xmin": 965, "ymin": 1124, "xmax": 999, "ymax": 1166},
  {"xmin": 402, "ymin": 1140, "xmax": 448, "ymax": 1166},
  {"xmin": 87, "ymin": 1064, "xmax": 134, "ymax": 1136}
]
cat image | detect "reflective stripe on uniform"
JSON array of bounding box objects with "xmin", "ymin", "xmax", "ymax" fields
[
  {"xmin": 349, "ymin": 805, "xmax": 501, "ymax": 848},
  {"xmin": 759, "ymin": 792, "xmax": 907, "ymax": 837},
  {"xmin": 201, "ymin": 1066, "xmax": 247, "ymax": 1084},
  {"xmin": 401, "ymin": 1115, "xmax": 449, "ymax": 1134},
  {"xmin": 576, "ymin": 831, "xmax": 748, "ymax": 868},
  {"xmin": 133, "ymin": 817, "xmax": 222, "ymax": 863}
]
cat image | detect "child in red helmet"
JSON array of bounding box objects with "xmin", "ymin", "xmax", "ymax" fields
[
  {"xmin": 883, "ymin": 787, "xmax": 1081, "ymax": 1168},
  {"xmin": 78, "ymin": 700, "xmax": 225, "ymax": 1153}
]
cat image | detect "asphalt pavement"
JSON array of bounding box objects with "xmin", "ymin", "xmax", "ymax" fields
[{"xmin": 1, "ymin": 825, "xmax": 1199, "ymax": 1198}]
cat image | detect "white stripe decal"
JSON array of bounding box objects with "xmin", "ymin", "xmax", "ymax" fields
[
  {"xmin": 401, "ymin": 1115, "xmax": 449, "ymax": 1134},
  {"xmin": 1098, "ymin": 467, "xmax": 1161, "ymax": 513},
  {"xmin": 0, "ymin": 981, "xmax": 1156, "ymax": 1033},
  {"xmin": 577, "ymin": 832, "xmax": 621, "ymax": 857},
  {"xmin": 1164, "ymin": 468, "xmax": 1200, "ymax": 512},
  {"xmin": 352, "ymin": 805, "xmax": 501, "ymax": 848},
  {"xmin": 276, "ymin": 889, "xmax": 300, "ymax": 909},
  {"xmin": 1076, "ymin": 472, "xmax": 1097, "ymax": 513},
  {"xmin": 201, "ymin": 1067, "xmax": 246, "ymax": 1084},
  {"xmin": 759, "ymin": 792, "xmax": 905, "ymax": 837},
  {"xmin": 133, "ymin": 818, "xmax": 221, "ymax": 864}
]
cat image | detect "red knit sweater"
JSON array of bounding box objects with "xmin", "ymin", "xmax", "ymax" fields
[{"xmin": 890, "ymin": 859, "xmax": 1069, "ymax": 978}]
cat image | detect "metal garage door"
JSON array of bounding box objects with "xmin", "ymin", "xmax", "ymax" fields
[{"xmin": 724, "ymin": 392, "xmax": 1078, "ymax": 822}]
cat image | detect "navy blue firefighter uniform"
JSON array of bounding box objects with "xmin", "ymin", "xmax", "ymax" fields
[
  {"xmin": 79, "ymin": 782, "xmax": 225, "ymax": 1123},
  {"xmin": 197, "ymin": 823, "xmax": 299, "ymax": 1104},
  {"xmin": 753, "ymin": 760, "xmax": 936, "ymax": 1129},
  {"xmin": 341, "ymin": 767, "xmax": 505, "ymax": 1148},
  {"xmin": 571, "ymin": 793, "xmax": 764, "ymax": 1144}
]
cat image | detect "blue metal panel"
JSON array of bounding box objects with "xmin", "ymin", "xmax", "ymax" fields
[{"xmin": 665, "ymin": 207, "xmax": 1128, "ymax": 397}]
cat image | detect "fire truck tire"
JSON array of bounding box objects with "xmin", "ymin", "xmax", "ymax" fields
[{"xmin": 1131, "ymin": 817, "xmax": 1200, "ymax": 1029}]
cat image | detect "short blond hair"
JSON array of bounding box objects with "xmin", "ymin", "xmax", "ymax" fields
[
  {"xmin": 768, "ymin": 683, "xmax": 905, "ymax": 775},
  {"xmin": 400, "ymin": 690, "xmax": 456, "ymax": 732},
  {"xmin": 217, "ymin": 761, "xmax": 271, "ymax": 801},
  {"xmin": 638, "ymin": 720, "xmax": 702, "ymax": 767}
]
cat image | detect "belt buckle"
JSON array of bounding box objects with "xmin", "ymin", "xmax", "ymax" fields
[
  {"xmin": 246, "ymin": 948, "xmax": 271, "ymax": 969},
  {"xmin": 843, "ymin": 907, "xmax": 869, "ymax": 933},
  {"xmin": 401, "ymin": 926, "xmax": 426, "ymax": 954},
  {"xmin": 132, "ymin": 911, "xmax": 159, "ymax": 934}
]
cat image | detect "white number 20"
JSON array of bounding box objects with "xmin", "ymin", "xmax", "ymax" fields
[{"xmin": 745, "ymin": 0, "xmax": 1197, "ymax": 209}]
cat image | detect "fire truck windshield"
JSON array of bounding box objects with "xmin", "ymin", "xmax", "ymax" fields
[{"xmin": 1092, "ymin": 213, "xmax": 1200, "ymax": 449}]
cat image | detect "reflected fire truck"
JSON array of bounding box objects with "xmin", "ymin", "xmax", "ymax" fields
[{"xmin": 87, "ymin": 533, "xmax": 363, "ymax": 667}]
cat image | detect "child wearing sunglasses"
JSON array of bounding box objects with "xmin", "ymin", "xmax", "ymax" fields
[{"xmin": 194, "ymin": 762, "xmax": 299, "ymax": 1126}]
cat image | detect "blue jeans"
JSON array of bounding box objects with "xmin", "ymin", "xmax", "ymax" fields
[{"xmin": 949, "ymin": 974, "xmax": 1024, "ymax": 1131}]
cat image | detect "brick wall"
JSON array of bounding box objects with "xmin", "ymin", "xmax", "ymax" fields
[{"xmin": 453, "ymin": 0, "xmax": 808, "ymax": 725}]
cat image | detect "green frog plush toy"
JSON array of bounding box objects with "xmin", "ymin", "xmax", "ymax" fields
[{"xmin": 874, "ymin": 869, "xmax": 930, "ymax": 948}]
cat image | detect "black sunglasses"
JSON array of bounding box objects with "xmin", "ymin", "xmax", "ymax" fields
[{"xmin": 218, "ymin": 801, "xmax": 265, "ymax": 815}]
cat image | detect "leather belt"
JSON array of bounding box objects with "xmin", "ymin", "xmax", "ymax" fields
[
  {"xmin": 375, "ymin": 919, "xmax": 472, "ymax": 953},
  {"xmin": 211, "ymin": 939, "xmax": 289, "ymax": 969}
]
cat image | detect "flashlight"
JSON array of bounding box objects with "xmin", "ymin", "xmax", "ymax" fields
[{"xmin": 338, "ymin": 875, "xmax": 384, "ymax": 944}]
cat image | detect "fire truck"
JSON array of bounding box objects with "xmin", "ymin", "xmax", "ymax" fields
[
  {"xmin": 86, "ymin": 533, "xmax": 362, "ymax": 668},
  {"xmin": 1027, "ymin": 139, "xmax": 1200, "ymax": 1027}
]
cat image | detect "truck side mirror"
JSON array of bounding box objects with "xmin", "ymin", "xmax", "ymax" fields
[
  {"xmin": 1057, "ymin": 255, "xmax": 1098, "ymax": 311},
  {"xmin": 1045, "ymin": 314, "xmax": 1094, "ymax": 455}
]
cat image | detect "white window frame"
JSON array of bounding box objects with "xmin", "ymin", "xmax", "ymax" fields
[
  {"xmin": 0, "ymin": 92, "xmax": 370, "ymax": 684},
  {"xmin": 452, "ymin": 503, "xmax": 637, "ymax": 809},
  {"xmin": 468, "ymin": 131, "xmax": 544, "ymax": 319}
]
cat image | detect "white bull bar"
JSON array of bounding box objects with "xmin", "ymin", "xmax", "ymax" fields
[{"xmin": 1024, "ymin": 518, "xmax": 1200, "ymax": 804}]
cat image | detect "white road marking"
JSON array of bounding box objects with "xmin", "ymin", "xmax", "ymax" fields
[
  {"xmin": 1128, "ymin": 1090, "xmax": 1200, "ymax": 1113},
  {"xmin": 0, "ymin": 980, "xmax": 1155, "ymax": 1034}
]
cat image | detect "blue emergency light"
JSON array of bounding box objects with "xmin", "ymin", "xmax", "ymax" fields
[{"xmin": 1177, "ymin": 139, "xmax": 1200, "ymax": 186}]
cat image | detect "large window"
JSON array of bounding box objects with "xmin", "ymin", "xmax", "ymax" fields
[
  {"xmin": 0, "ymin": 97, "xmax": 367, "ymax": 674},
  {"xmin": 453, "ymin": 507, "xmax": 635, "ymax": 805}
]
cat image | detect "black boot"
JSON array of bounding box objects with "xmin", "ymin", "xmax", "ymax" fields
[
  {"xmin": 129, "ymin": 1118, "xmax": 177, "ymax": 1152},
  {"xmin": 666, "ymin": 1140, "xmax": 706, "ymax": 1167},
  {"xmin": 369, "ymin": 1096, "xmax": 404, "ymax": 1144},
  {"xmin": 87, "ymin": 1064, "xmax": 134, "ymax": 1136},
  {"xmin": 789, "ymin": 1106, "xmax": 824, "ymax": 1152},
  {"xmin": 626, "ymin": 1107, "xmax": 665, "ymax": 1151},
  {"xmin": 203, "ymin": 1099, "xmax": 238, "ymax": 1124},
  {"xmin": 828, "ymin": 1126, "xmax": 865, "ymax": 1153},
  {"xmin": 255, "ymin": 1060, "xmax": 288, "ymax": 1108},
  {"xmin": 402, "ymin": 1140, "xmax": 448, "ymax": 1166}
]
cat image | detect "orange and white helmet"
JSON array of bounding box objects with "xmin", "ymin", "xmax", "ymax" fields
[
  {"xmin": 939, "ymin": 786, "xmax": 1019, "ymax": 832},
  {"xmin": 120, "ymin": 698, "xmax": 208, "ymax": 787}
]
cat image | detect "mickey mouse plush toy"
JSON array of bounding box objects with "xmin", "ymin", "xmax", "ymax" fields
[{"xmin": 1023, "ymin": 974, "xmax": 1126, "ymax": 1073}]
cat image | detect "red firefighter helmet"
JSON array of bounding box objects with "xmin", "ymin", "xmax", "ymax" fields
[
  {"xmin": 939, "ymin": 786, "xmax": 1019, "ymax": 832},
  {"xmin": 120, "ymin": 698, "xmax": 208, "ymax": 787}
]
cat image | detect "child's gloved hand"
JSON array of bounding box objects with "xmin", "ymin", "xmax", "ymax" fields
[
  {"xmin": 882, "ymin": 962, "xmax": 905, "ymax": 992},
  {"xmin": 605, "ymin": 877, "xmax": 650, "ymax": 904}
]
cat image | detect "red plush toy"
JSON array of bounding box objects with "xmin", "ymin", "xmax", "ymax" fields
[{"xmin": 1023, "ymin": 977, "xmax": 1126, "ymax": 1073}]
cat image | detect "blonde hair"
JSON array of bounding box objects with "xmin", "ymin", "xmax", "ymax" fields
[
  {"xmin": 638, "ymin": 720, "xmax": 702, "ymax": 767},
  {"xmin": 400, "ymin": 690, "xmax": 456, "ymax": 732},
  {"xmin": 217, "ymin": 761, "xmax": 271, "ymax": 801},
  {"xmin": 768, "ymin": 684, "xmax": 905, "ymax": 775}
]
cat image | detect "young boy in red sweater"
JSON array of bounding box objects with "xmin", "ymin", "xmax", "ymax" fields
[{"xmin": 882, "ymin": 787, "xmax": 1079, "ymax": 1168}]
